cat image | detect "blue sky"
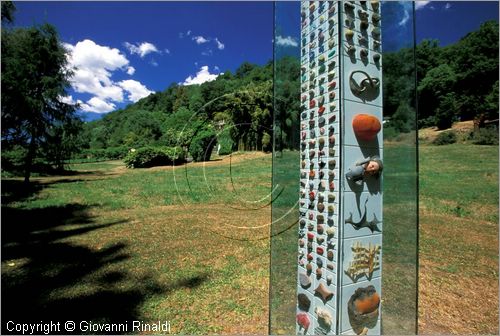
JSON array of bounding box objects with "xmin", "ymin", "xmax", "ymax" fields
[
  {"xmin": 11, "ymin": 1, "xmax": 498, "ymax": 117},
  {"xmin": 13, "ymin": 1, "xmax": 273, "ymax": 116},
  {"xmin": 415, "ymin": 1, "xmax": 499, "ymax": 45}
]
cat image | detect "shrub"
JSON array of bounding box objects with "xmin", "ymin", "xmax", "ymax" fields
[
  {"xmin": 217, "ymin": 131, "xmax": 234, "ymax": 155},
  {"xmin": 104, "ymin": 146, "xmax": 129, "ymax": 160},
  {"xmin": 418, "ymin": 116, "xmax": 436, "ymax": 129},
  {"xmin": 76, "ymin": 146, "xmax": 129, "ymax": 161},
  {"xmin": 189, "ymin": 128, "xmax": 216, "ymax": 162},
  {"xmin": 2, "ymin": 147, "xmax": 26, "ymax": 170},
  {"xmin": 473, "ymin": 126, "xmax": 499, "ymax": 145},
  {"xmin": 123, "ymin": 146, "xmax": 185, "ymax": 168},
  {"xmin": 433, "ymin": 131, "xmax": 457, "ymax": 145},
  {"xmin": 383, "ymin": 126, "xmax": 399, "ymax": 141},
  {"xmin": 262, "ymin": 132, "xmax": 272, "ymax": 152}
]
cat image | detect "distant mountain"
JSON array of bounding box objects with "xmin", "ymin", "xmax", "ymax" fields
[
  {"xmin": 79, "ymin": 59, "xmax": 301, "ymax": 152},
  {"xmin": 78, "ymin": 111, "xmax": 107, "ymax": 122}
]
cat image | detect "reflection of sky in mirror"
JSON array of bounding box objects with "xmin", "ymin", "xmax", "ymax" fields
[
  {"xmin": 274, "ymin": 1, "xmax": 300, "ymax": 59},
  {"xmin": 382, "ymin": 2, "xmax": 415, "ymax": 52},
  {"xmin": 416, "ymin": 1, "xmax": 498, "ymax": 46},
  {"xmin": 274, "ymin": 2, "xmax": 415, "ymax": 54},
  {"xmin": 275, "ymin": 1, "xmax": 499, "ymax": 54}
]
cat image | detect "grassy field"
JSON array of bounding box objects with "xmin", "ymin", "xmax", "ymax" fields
[
  {"xmin": 2, "ymin": 152, "xmax": 272, "ymax": 334},
  {"xmin": 418, "ymin": 144, "xmax": 498, "ymax": 334},
  {"xmin": 1, "ymin": 144, "xmax": 498, "ymax": 334},
  {"xmin": 268, "ymin": 143, "xmax": 420, "ymax": 334}
]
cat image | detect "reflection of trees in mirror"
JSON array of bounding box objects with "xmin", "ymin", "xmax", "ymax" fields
[
  {"xmin": 275, "ymin": 56, "xmax": 301, "ymax": 151},
  {"xmin": 383, "ymin": 21, "xmax": 498, "ymax": 135}
]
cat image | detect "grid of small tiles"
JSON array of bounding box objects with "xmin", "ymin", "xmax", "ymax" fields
[
  {"xmin": 297, "ymin": 1, "xmax": 383, "ymax": 335},
  {"xmin": 339, "ymin": 1, "xmax": 383, "ymax": 335},
  {"xmin": 297, "ymin": 1, "xmax": 340, "ymax": 335}
]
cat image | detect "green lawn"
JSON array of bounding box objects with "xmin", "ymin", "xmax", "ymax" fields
[
  {"xmin": 268, "ymin": 144, "xmax": 420, "ymax": 334},
  {"xmin": 418, "ymin": 144, "xmax": 498, "ymax": 334},
  {"xmin": 2, "ymin": 152, "xmax": 272, "ymax": 334},
  {"xmin": 1, "ymin": 144, "xmax": 498, "ymax": 334}
]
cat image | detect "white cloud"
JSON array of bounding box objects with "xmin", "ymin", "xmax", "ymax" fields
[
  {"xmin": 59, "ymin": 95, "xmax": 77, "ymax": 105},
  {"xmin": 118, "ymin": 80, "xmax": 154, "ymax": 102},
  {"xmin": 164, "ymin": 48, "xmax": 171, "ymax": 54},
  {"xmin": 64, "ymin": 39, "xmax": 127, "ymax": 102},
  {"xmin": 201, "ymin": 49, "xmax": 213, "ymax": 56},
  {"xmin": 214, "ymin": 65, "xmax": 220, "ymax": 72},
  {"xmin": 182, "ymin": 66, "xmax": 219, "ymax": 86},
  {"xmin": 64, "ymin": 40, "xmax": 128, "ymax": 73},
  {"xmin": 444, "ymin": 3, "xmax": 451, "ymax": 10},
  {"xmin": 193, "ymin": 35, "xmax": 209, "ymax": 44},
  {"xmin": 215, "ymin": 38, "xmax": 225, "ymax": 50},
  {"xmin": 64, "ymin": 39, "xmax": 154, "ymax": 113},
  {"xmin": 180, "ymin": 30, "xmax": 192, "ymax": 38},
  {"xmin": 80, "ymin": 97, "xmax": 116, "ymax": 113},
  {"xmin": 415, "ymin": 1, "xmax": 431, "ymax": 10},
  {"xmin": 276, "ymin": 35, "xmax": 299, "ymax": 47},
  {"xmin": 70, "ymin": 66, "xmax": 124, "ymax": 101},
  {"xmin": 398, "ymin": 9, "xmax": 410, "ymax": 26},
  {"xmin": 150, "ymin": 59, "xmax": 159, "ymax": 67},
  {"xmin": 124, "ymin": 41, "xmax": 160, "ymax": 58}
]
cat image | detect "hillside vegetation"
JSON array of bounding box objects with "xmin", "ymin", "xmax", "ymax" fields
[
  {"xmin": 383, "ymin": 20, "xmax": 498, "ymax": 136},
  {"xmin": 2, "ymin": 144, "xmax": 498, "ymax": 334},
  {"xmin": 2, "ymin": 5, "xmax": 498, "ymax": 176},
  {"xmin": 65, "ymin": 20, "xmax": 500, "ymax": 164}
]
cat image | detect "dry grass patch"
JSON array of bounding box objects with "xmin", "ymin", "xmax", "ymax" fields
[{"xmin": 419, "ymin": 211, "xmax": 498, "ymax": 334}]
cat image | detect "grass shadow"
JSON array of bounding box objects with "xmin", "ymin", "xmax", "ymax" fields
[
  {"xmin": 1, "ymin": 177, "xmax": 119, "ymax": 205},
  {"xmin": 1, "ymin": 203, "xmax": 142, "ymax": 328},
  {"xmin": 2, "ymin": 198, "xmax": 211, "ymax": 333},
  {"xmin": 1, "ymin": 180, "xmax": 46, "ymax": 204},
  {"xmin": 1, "ymin": 203, "xmax": 150, "ymax": 333}
]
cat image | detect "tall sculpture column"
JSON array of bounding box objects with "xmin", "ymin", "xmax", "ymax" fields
[{"xmin": 296, "ymin": 2, "xmax": 383, "ymax": 335}]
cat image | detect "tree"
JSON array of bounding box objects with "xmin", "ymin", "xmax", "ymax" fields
[
  {"xmin": 1, "ymin": 1, "xmax": 15, "ymax": 24},
  {"xmin": 1, "ymin": 23, "xmax": 79, "ymax": 183},
  {"xmin": 172, "ymin": 85, "xmax": 190, "ymax": 112},
  {"xmin": 189, "ymin": 126, "xmax": 216, "ymax": 162},
  {"xmin": 415, "ymin": 39, "xmax": 442, "ymax": 83},
  {"xmin": 449, "ymin": 20, "xmax": 499, "ymax": 122},
  {"xmin": 417, "ymin": 64, "xmax": 458, "ymax": 129},
  {"xmin": 161, "ymin": 106, "xmax": 200, "ymax": 147},
  {"xmin": 275, "ymin": 56, "xmax": 300, "ymax": 149},
  {"xmin": 235, "ymin": 61, "xmax": 257, "ymax": 79},
  {"xmin": 435, "ymin": 93, "xmax": 458, "ymax": 130},
  {"xmin": 383, "ymin": 48, "xmax": 416, "ymax": 128},
  {"xmin": 43, "ymin": 118, "xmax": 85, "ymax": 170}
]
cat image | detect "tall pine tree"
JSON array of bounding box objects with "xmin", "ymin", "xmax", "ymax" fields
[{"xmin": 2, "ymin": 23, "xmax": 79, "ymax": 183}]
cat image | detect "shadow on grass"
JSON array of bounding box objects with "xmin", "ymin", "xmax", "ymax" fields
[
  {"xmin": 1, "ymin": 176, "xmax": 120, "ymax": 205},
  {"xmin": 1, "ymin": 179, "xmax": 89, "ymax": 205},
  {"xmin": 2, "ymin": 195, "xmax": 209, "ymax": 333},
  {"xmin": 1, "ymin": 162, "xmax": 103, "ymax": 178}
]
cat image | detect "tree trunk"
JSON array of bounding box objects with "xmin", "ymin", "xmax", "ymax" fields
[
  {"xmin": 23, "ymin": 137, "xmax": 36, "ymax": 185},
  {"xmin": 473, "ymin": 113, "xmax": 486, "ymax": 132}
]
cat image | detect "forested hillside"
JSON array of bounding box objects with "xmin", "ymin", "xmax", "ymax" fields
[
  {"xmin": 2, "ymin": 17, "xmax": 498, "ymax": 174},
  {"xmin": 82, "ymin": 21, "xmax": 497, "ymax": 158},
  {"xmin": 79, "ymin": 60, "xmax": 278, "ymax": 159},
  {"xmin": 383, "ymin": 20, "xmax": 498, "ymax": 133}
]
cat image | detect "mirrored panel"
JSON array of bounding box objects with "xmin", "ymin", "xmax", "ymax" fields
[
  {"xmin": 270, "ymin": 1, "xmax": 301, "ymax": 334},
  {"xmin": 271, "ymin": 2, "xmax": 418, "ymax": 334}
]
